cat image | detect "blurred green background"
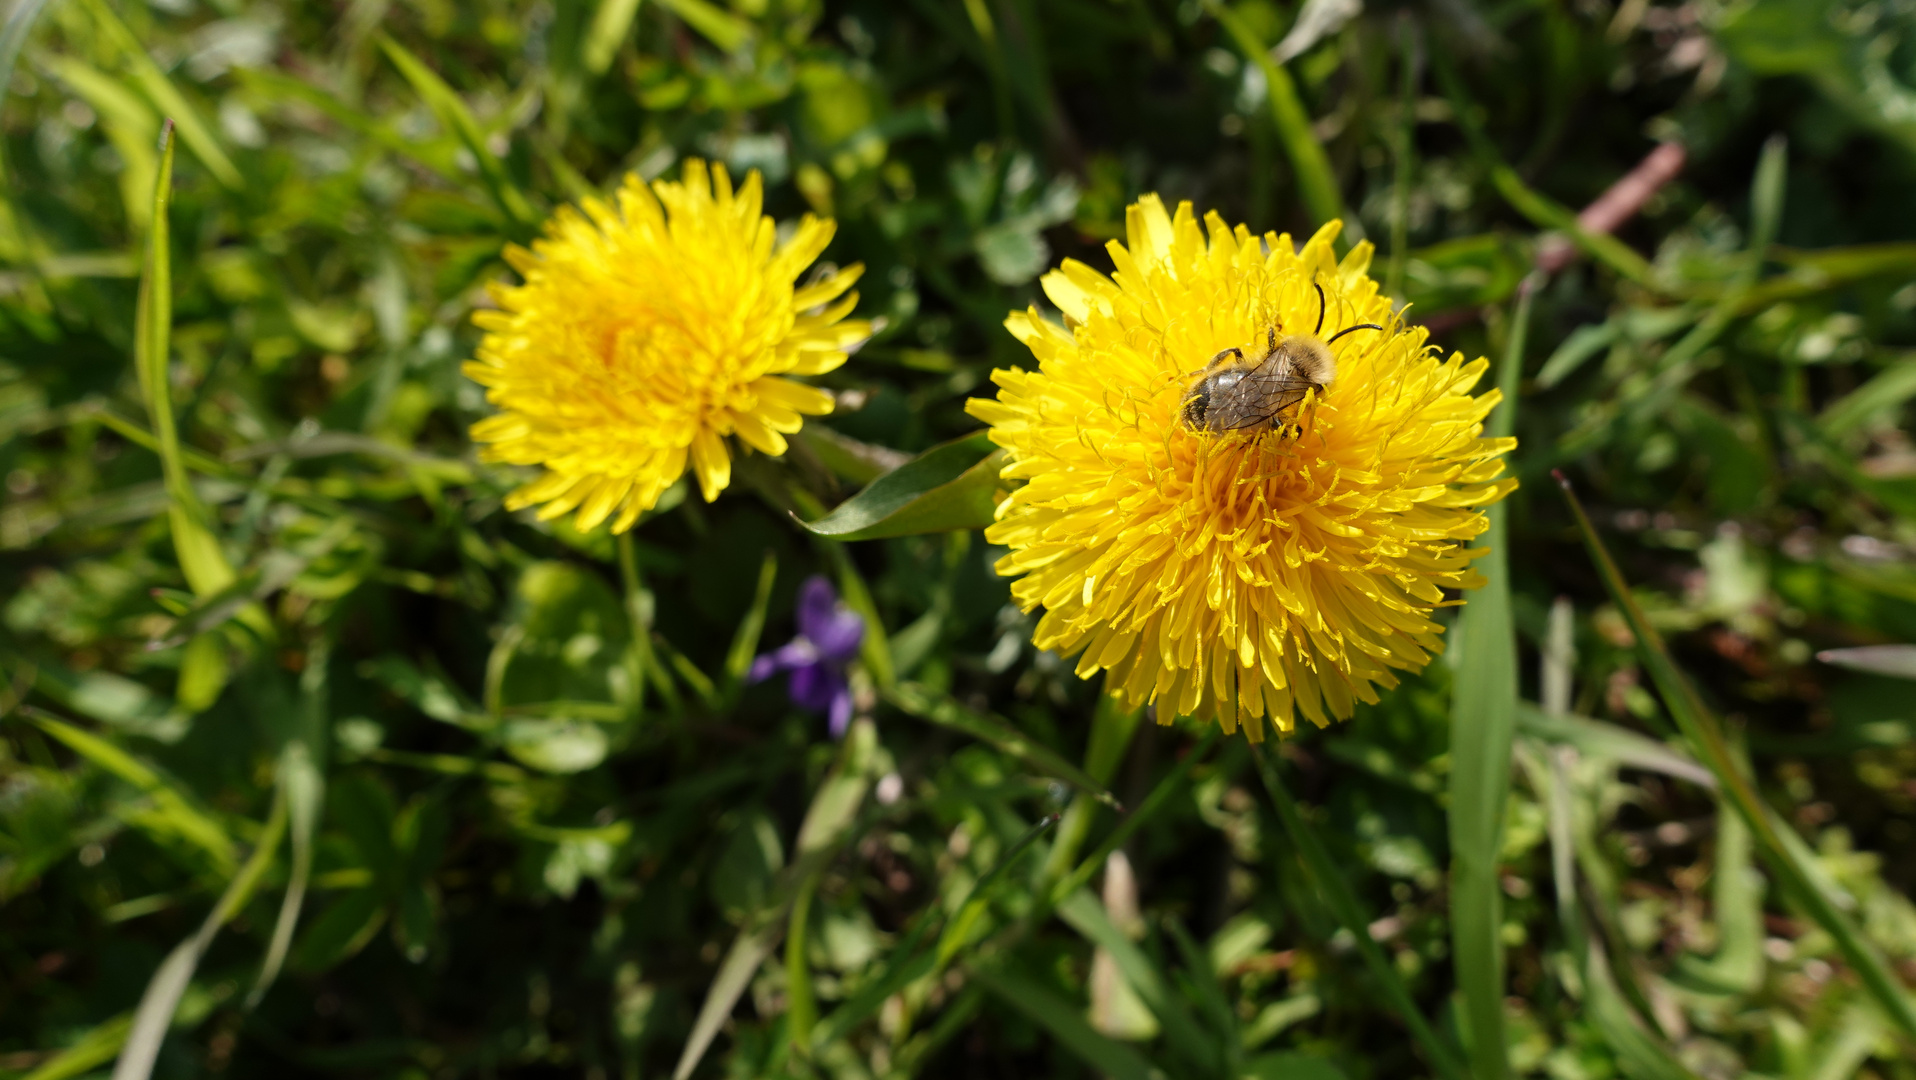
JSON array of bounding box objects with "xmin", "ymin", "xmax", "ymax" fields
[{"xmin": 8, "ymin": 0, "xmax": 1916, "ymax": 1077}]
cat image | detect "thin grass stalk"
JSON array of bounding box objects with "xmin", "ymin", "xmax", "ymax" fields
[
  {"xmin": 1386, "ymin": 16, "xmax": 1419, "ymax": 301},
  {"xmin": 1554, "ymin": 474, "xmax": 1916, "ymax": 1043},
  {"xmin": 1446, "ymin": 273, "xmax": 1536, "ymax": 1080},
  {"xmin": 1207, "ymin": 0, "xmax": 1347, "ymax": 234},
  {"xmin": 1250, "ymin": 741, "xmax": 1469, "ymax": 1080}
]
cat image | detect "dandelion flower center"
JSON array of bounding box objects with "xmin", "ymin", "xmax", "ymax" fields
[
  {"xmin": 967, "ymin": 198, "xmax": 1516, "ymax": 739},
  {"xmin": 464, "ymin": 160, "xmax": 869, "ymax": 533}
]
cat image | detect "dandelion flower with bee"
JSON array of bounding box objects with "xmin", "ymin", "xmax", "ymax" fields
[
  {"xmin": 966, "ymin": 197, "xmax": 1516, "ymax": 739},
  {"xmin": 464, "ymin": 160, "xmax": 870, "ymax": 533}
]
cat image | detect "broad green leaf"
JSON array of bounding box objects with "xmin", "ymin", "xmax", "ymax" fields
[
  {"xmin": 798, "ymin": 426, "xmax": 911, "ymax": 486},
  {"xmin": 797, "ymin": 432, "xmax": 1004, "ymax": 540}
]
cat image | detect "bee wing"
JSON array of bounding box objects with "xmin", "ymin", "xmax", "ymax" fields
[{"xmin": 1214, "ymin": 365, "xmax": 1318, "ymax": 430}]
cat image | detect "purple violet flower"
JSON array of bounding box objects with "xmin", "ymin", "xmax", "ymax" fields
[{"xmin": 749, "ymin": 575, "xmax": 865, "ymax": 738}]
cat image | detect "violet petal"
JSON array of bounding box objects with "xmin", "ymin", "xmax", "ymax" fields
[
  {"xmin": 788, "ymin": 662, "xmax": 841, "ymax": 713},
  {"xmin": 809, "ymin": 608, "xmax": 865, "ymax": 664},
  {"xmin": 794, "ymin": 576, "xmax": 839, "ymax": 644},
  {"xmin": 828, "ymin": 684, "xmax": 854, "ymax": 739}
]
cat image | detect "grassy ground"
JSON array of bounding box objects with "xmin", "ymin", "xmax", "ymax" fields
[{"xmin": 6, "ymin": 0, "xmax": 1916, "ymax": 1077}]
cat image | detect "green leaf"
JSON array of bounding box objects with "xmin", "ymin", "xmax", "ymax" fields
[
  {"xmin": 931, "ymin": 813, "xmax": 1058, "ymax": 971},
  {"xmin": 1517, "ymin": 706, "xmax": 1715, "ymax": 787},
  {"xmin": 655, "ymin": 0, "xmax": 752, "ymax": 52},
  {"xmin": 797, "ymin": 432, "xmax": 1005, "ymax": 540},
  {"xmin": 502, "ymin": 718, "xmax": 609, "ymax": 774},
  {"xmin": 582, "ymin": 0, "xmax": 644, "ymax": 74}
]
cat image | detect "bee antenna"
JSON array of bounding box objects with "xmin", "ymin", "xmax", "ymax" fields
[
  {"xmin": 1326, "ymin": 323, "xmax": 1384, "ymax": 345},
  {"xmin": 1313, "ymin": 282, "xmax": 1326, "ymax": 336}
]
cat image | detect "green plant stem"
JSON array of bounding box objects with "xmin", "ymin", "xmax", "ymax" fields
[
  {"xmin": 1554, "ymin": 475, "xmax": 1916, "ymax": 1043},
  {"xmin": 1249, "ymin": 740, "xmax": 1469, "ymax": 1080}
]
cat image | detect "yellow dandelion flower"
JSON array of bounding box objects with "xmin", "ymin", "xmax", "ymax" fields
[
  {"xmin": 966, "ymin": 198, "xmax": 1516, "ymax": 740},
  {"xmin": 464, "ymin": 160, "xmax": 870, "ymax": 533}
]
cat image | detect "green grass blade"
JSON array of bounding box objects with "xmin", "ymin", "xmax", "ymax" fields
[
  {"xmin": 1430, "ymin": 51, "xmax": 1658, "ymax": 290},
  {"xmin": 972, "ymin": 965, "xmax": 1166, "ymax": 1080},
  {"xmin": 248, "ymin": 641, "xmax": 331, "ymax": 1007},
  {"xmin": 583, "ymin": 0, "xmax": 644, "ymax": 74},
  {"xmin": 79, "ymin": 0, "xmax": 240, "ymax": 191},
  {"xmin": 672, "ymin": 719, "xmax": 878, "ymax": 1080},
  {"xmin": 782, "ymin": 872, "xmax": 819, "ymax": 1057},
  {"xmin": 376, "ymin": 34, "xmax": 538, "ymax": 231},
  {"xmin": 933, "ymin": 813, "xmax": 1060, "ymax": 971},
  {"xmin": 1048, "ymin": 727, "xmax": 1220, "ymax": 908},
  {"xmin": 1447, "ymin": 274, "xmax": 1534, "ymax": 1080},
  {"xmin": 721, "ymin": 551, "xmax": 777, "ymax": 699},
  {"xmin": 1529, "ymin": 745, "xmax": 1703, "ymax": 1080},
  {"xmin": 1208, "ymin": 0, "xmax": 1346, "ymax": 234},
  {"xmin": 112, "ymin": 791, "xmax": 286, "ymax": 1080},
  {"xmin": 1554, "ymin": 473, "xmax": 1916, "ymax": 1042},
  {"xmin": 27, "ymin": 710, "xmax": 236, "ymax": 872},
  {"xmin": 1040, "ymin": 693, "xmax": 1143, "ymax": 885},
  {"xmin": 1250, "ymin": 742, "xmax": 1469, "ymax": 1080},
  {"xmin": 1056, "ymin": 889, "xmax": 1221, "ymax": 1077},
  {"xmin": 885, "ymin": 682, "xmax": 1120, "ymax": 809},
  {"xmin": 21, "ymin": 1015, "xmax": 134, "ymax": 1080},
  {"xmin": 655, "ymin": 0, "xmax": 751, "ymax": 52},
  {"xmin": 135, "ymin": 124, "xmax": 225, "ymax": 597}
]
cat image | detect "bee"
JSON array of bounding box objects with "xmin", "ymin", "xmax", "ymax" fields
[{"xmin": 1180, "ymin": 283, "xmax": 1383, "ymax": 435}]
